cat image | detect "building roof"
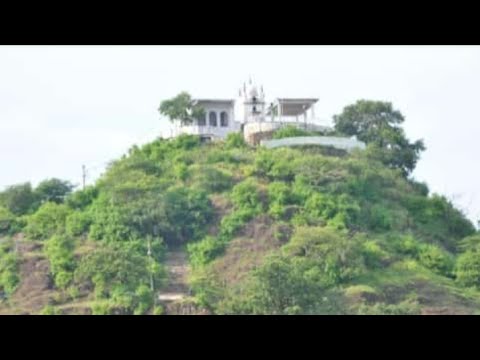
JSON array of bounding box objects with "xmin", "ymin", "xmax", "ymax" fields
[
  {"xmin": 267, "ymin": 98, "xmax": 319, "ymax": 116},
  {"xmin": 193, "ymin": 99, "xmax": 235, "ymax": 105}
]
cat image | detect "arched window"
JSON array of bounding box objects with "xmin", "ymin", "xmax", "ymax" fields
[
  {"xmin": 220, "ymin": 112, "xmax": 229, "ymax": 127},
  {"xmin": 197, "ymin": 113, "xmax": 206, "ymax": 126},
  {"xmin": 209, "ymin": 112, "xmax": 217, "ymax": 127}
]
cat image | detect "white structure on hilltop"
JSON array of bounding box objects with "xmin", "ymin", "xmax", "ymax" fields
[{"xmin": 167, "ymin": 78, "xmax": 332, "ymax": 142}]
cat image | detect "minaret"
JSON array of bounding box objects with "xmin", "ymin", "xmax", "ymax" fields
[{"xmin": 243, "ymin": 78, "xmax": 265, "ymax": 123}]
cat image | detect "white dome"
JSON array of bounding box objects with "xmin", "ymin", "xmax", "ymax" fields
[{"xmin": 249, "ymin": 86, "xmax": 258, "ymax": 98}]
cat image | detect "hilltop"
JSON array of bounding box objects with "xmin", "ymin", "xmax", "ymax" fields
[{"xmin": 1, "ymin": 100, "xmax": 480, "ymax": 315}]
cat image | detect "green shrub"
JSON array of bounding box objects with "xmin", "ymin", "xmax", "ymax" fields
[
  {"xmin": 188, "ymin": 205, "xmax": 260, "ymax": 268},
  {"xmin": 458, "ymin": 234, "xmax": 480, "ymax": 253},
  {"xmin": 362, "ymin": 240, "xmax": 391, "ymax": 269},
  {"xmin": 66, "ymin": 211, "xmax": 92, "ymax": 237},
  {"xmin": 219, "ymin": 208, "xmax": 257, "ymax": 240},
  {"xmin": 417, "ymin": 244, "xmax": 454, "ymax": 276},
  {"xmin": 188, "ymin": 236, "xmax": 226, "ymax": 268},
  {"xmin": 268, "ymin": 181, "xmax": 293, "ymax": 219},
  {"xmin": 44, "ymin": 234, "xmax": 76, "ymax": 289},
  {"xmin": 272, "ymin": 125, "xmax": 316, "ymax": 139},
  {"xmin": 25, "ymin": 202, "xmax": 71, "ymax": 240},
  {"xmin": 395, "ymin": 234, "xmax": 420, "ymax": 255},
  {"xmin": 190, "ymin": 166, "xmax": 233, "ymax": 193},
  {"xmin": 0, "ymin": 251, "xmax": 19, "ymax": 295},
  {"xmin": 225, "ymin": 132, "xmax": 246, "ymax": 149},
  {"xmin": 161, "ymin": 187, "xmax": 214, "ymax": 245},
  {"xmin": 67, "ymin": 286, "xmax": 80, "ymax": 300},
  {"xmin": 88, "ymin": 195, "xmax": 133, "ymax": 242},
  {"xmin": 357, "ymin": 299, "xmax": 421, "ymax": 315},
  {"xmin": 171, "ymin": 134, "xmax": 201, "ymax": 150},
  {"xmin": 283, "ymin": 226, "xmax": 365, "ymax": 286},
  {"xmin": 456, "ymin": 251, "xmax": 480, "ymax": 287},
  {"xmin": 91, "ymin": 301, "xmax": 112, "ymax": 315},
  {"xmin": 40, "ymin": 305, "xmax": 61, "ymax": 315},
  {"xmin": 173, "ymin": 163, "xmax": 189, "ymax": 181},
  {"xmin": 134, "ymin": 284, "xmax": 154, "ymax": 315},
  {"xmin": 231, "ymin": 179, "xmax": 263, "ymax": 213},
  {"xmin": 153, "ymin": 305, "xmax": 164, "ymax": 315}
]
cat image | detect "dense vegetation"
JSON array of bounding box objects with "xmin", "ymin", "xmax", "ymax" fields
[{"xmin": 1, "ymin": 99, "xmax": 479, "ymax": 315}]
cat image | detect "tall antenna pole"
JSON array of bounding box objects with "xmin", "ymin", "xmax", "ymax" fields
[{"xmin": 82, "ymin": 165, "xmax": 87, "ymax": 190}]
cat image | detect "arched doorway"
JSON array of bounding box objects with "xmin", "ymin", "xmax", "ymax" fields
[
  {"xmin": 209, "ymin": 112, "xmax": 217, "ymax": 127},
  {"xmin": 220, "ymin": 112, "xmax": 229, "ymax": 127}
]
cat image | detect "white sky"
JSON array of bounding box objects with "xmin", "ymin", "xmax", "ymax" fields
[{"xmin": 0, "ymin": 45, "xmax": 479, "ymax": 225}]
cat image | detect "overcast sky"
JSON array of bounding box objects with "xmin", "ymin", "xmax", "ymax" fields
[{"xmin": 0, "ymin": 45, "xmax": 479, "ymax": 224}]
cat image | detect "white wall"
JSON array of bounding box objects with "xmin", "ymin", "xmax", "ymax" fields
[{"xmin": 174, "ymin": 102, "xmax": 240, "ymax": 139}]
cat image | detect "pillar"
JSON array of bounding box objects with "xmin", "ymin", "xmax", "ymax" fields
[{"xmin": 278, "ymin": 100, "xmax": 282, "ymax": 122}]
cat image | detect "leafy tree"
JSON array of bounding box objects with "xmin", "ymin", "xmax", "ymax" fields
[
  {"xmin": 247, "ymin": 255, "xmax": 325, "ymax": 314},
  {"xmin": 74, "ymin": 244, "xmax": 163, "ymax": 302},
  {"xmin": 65, "ymin": 186, "xmax": 98, "ymax": 210},
  {"xmin": 0, "ymin": 207, "xmax": 15, "ymax": 234},
  {"xmin": 0, "ymin": 182, "xmax": 38, "ymax": 215},
  {"xmin": 224, "ymin": 252, "xmax": 347, "ymax": 315},
  {"xmin": 333, "ymin": 100, "xmax": 425, "ymax": 176},
  {"xmin": 159, "ymin": 92, "xmax": 205, "ymax": 125},
  {"xmin": 35, "ymin": 178, "xmax": 74, "ymax": 204}
]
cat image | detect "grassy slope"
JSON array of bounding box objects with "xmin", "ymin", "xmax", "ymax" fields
[{"xmin": 2, "ymin": 134, "xmax": 480, "ymax": 314}]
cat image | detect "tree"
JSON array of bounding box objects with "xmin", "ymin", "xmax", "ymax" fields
[
  {"xmin": 333, "ymin": 100, "xmax": 425, "ymax": 176},
  {"xmin": 35, "ymin": 178, "xmax": 74, "ymax": 204},
  {"xmin": 74, "ymin": 244, "xmax": 162, "ymax": 299},
  {"xmin": 159, "ymin": 92, "xmax": 205, "ymax": 126},
  {"xmin": 24, "ymin": 202, "xmax": 71, "ymax": 240},
  {"xmin": 0, "ymin": 207, "xmax": 15, "ymax": 234},
  {"xmin": 0, "ymin": 182, "xmax": 38, "ymax": 215},
  {"xmin": 44, "ymin": 234, "xmax": 76, "ymax": 289}
]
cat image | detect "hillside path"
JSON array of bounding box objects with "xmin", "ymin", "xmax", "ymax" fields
[{"xmin": 158, "ymin": 247, "xmax": 190, "ymax": 303}]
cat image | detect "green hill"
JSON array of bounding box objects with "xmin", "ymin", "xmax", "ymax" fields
[{"xmin": 1, "ymin": 100, "xmax": 480, "ymax": 315}]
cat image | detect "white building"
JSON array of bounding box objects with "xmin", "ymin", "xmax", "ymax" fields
[
  {"xmin": 167, "ymin": 78, "xmax": 331, "ymax": 142},
  {"xmin": 169, "ymin": 99, "xmax": 240, "ymax": 141}
]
